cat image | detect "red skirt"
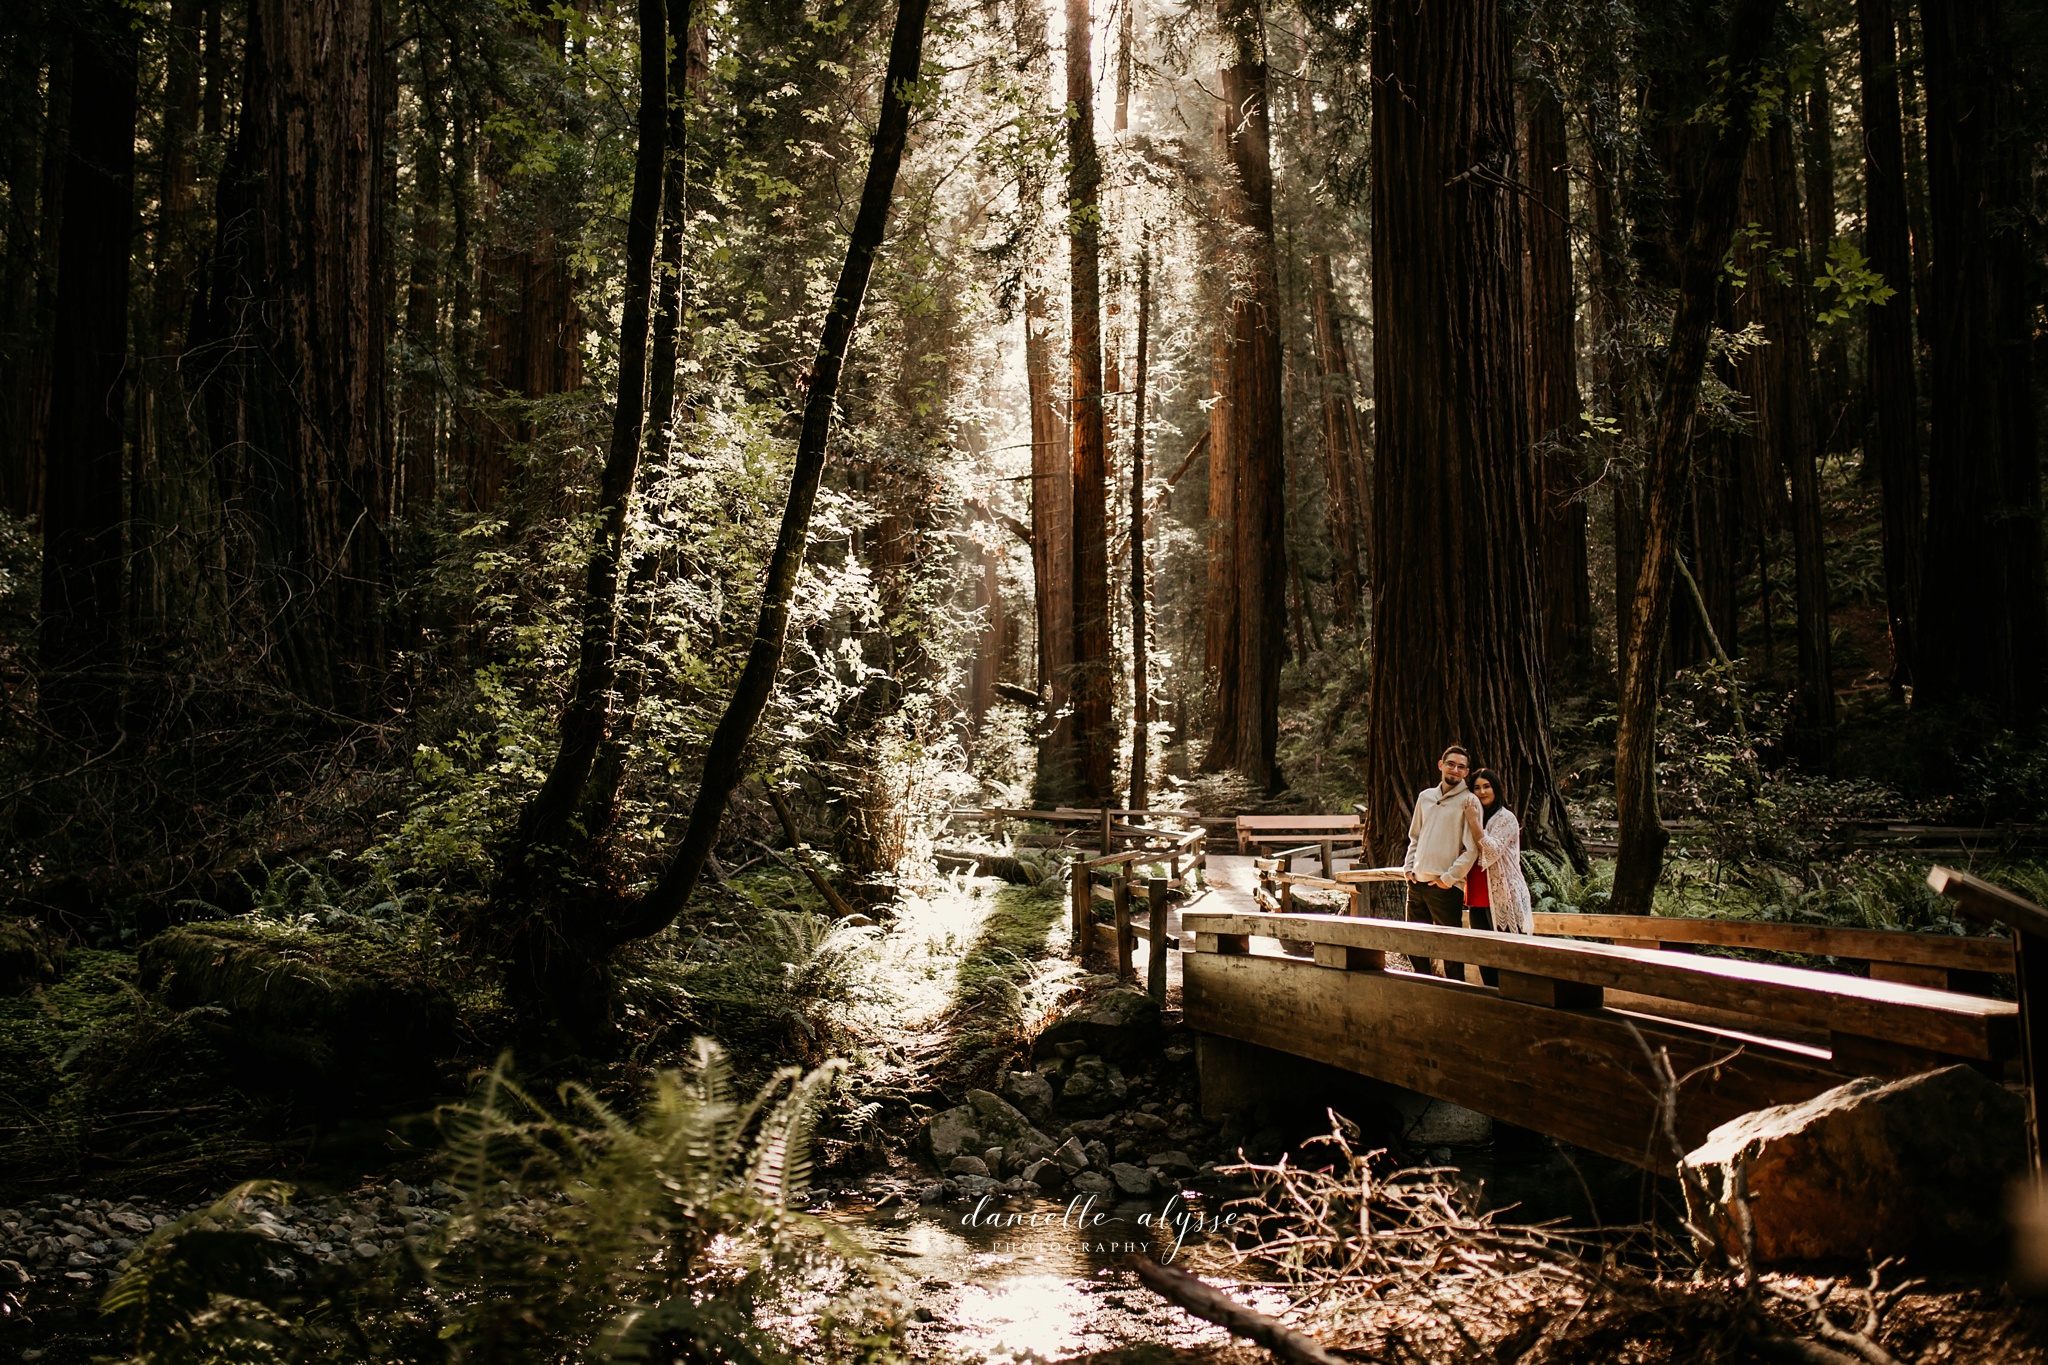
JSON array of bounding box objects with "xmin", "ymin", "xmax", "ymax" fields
[{"xmin": 1465, "ymin": 865, "xmax": 1490, "ymax": 908}]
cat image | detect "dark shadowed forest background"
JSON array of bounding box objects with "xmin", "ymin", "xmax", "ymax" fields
[{"xmin": 4, "ymin": 0, "xmax": 2048, "ymax": 1356}]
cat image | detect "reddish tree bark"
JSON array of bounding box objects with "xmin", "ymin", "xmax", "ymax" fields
[
  {"xmin": 1518, "ymin": 73, "xmax": 1590, "ymax": 682},
  {"xmin": 1363, "ymin": 0, "xmax": 1570, "ymax": 862},
  {"xmin": 1066, "ymin": 0, "xmax": 1115, "ymax": 803},
  {"xmin": 198, "ymin": 0, "xmax": 391, "ymax": 715},
  {"xmin": 1201, "ymin": 0, "xmax": 1286, "ymax": 792}
]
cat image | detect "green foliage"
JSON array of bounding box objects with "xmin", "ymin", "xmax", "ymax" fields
[
  {"xmin": 1523, "ymin": 852, "xmax": 1614, "ymax": 916},
  {"xmin": 1813, "ymin": 239, "xmax": 1897, "ymax": 327},
  {"xmin": 656, "ymin": 908, "xmax": 882, "ymax": 1067},
  {"xmin": 936, "ymin": 883, "xmax": 1074, "ymax": 1084},
  {"xmin": 96, "ymin": 1044, "xmax": 903, "ymax": 1364},
  {"xmin": 0, "ymin": 948, "xmax": 280, "ymax": 1191}
]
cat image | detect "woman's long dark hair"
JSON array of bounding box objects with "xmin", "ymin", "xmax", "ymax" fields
[{"xmin": 1471, "ymin": 768, "xmax": 1508, "ymax": 824}]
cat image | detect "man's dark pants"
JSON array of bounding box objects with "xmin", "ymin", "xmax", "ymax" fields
[{"xmin": 1406, "ymin": 879, "xmax": 1474, "ymax": 982}]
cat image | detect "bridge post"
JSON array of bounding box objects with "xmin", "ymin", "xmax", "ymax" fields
[
  {"xmin": 1147, "ymin": 876, "xmax": 1170, "ymax": 1003},
  {"xmin": 1070, "ymin": 858, "xmax": 1089, "ymax": 960},
  {"xmin": 1113, "ymin": 873, "xmax": 1135, "ymax": 981}
]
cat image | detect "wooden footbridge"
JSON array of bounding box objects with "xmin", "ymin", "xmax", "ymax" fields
[{"xmin": 948, "ymin": 807, "xmax": 2047, "ymax": 1174}]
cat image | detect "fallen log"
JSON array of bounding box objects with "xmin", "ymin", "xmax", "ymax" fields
[{"xmin": 1124, "ymin": 1255, "xmax": 1346, "ymax": 1365}]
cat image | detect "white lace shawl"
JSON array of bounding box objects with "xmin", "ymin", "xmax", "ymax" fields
[{"xmin": 1475, "ymin": 807, "xmax": 1534, "ymax": 934}]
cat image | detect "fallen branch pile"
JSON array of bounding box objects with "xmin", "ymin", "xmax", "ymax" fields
[{"xmin": 1153, "ymin": 1109, "xmax": 1920, "ymax": 1365}]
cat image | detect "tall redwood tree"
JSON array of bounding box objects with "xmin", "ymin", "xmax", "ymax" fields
[
  {"xmin": 1914, "ymin": 0, "xmax": 2046, "ymax": 725},
  {"xmin": 197, "ymin": 0, "xmax": 390, "ymax": 715},
  {"xmin": 39, "ymin": 0, "xmax": 138, "ymax": 734},
  {"xmin": 1856, "ymin": 0, "xmax": 1920, "ymax": 690},
  {"xmin": 1066, "ymin": 0, "xmax": 1115, "ymax": 802},
  {"xmin": 1201, "ymin": 0, "xmax": 1286, "ymax": 793},
  {"xmin": 1519, "ymin": 69, "xmax": 1591, "ymax": 684},
  {"xmin": 1363, "ymin": 0, "xmax": 1571, "ymax": 862}
]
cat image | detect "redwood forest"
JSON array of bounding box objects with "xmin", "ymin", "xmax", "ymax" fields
[{"xmin": 5, "ymin": 0, "xmax": 2048, "ymax": 1359}]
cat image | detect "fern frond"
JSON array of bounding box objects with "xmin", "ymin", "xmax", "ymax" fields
[{"xmin": 100, "ymin": 1179, "xmax": 298, "ymax": 1359}]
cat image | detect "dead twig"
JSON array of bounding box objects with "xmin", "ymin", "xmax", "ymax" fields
[
  {"xmin": 1125, "ymin": 1253, "xmax": 1348, "ymax": 1365},
  {"xmin": 761, "ymin": 783, "xmax": 858, "ymax": 918}
]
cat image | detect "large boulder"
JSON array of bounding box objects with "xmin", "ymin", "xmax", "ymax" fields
[
  {"xmin": 139, "ymin": 920, "xmax": 454, "ymax": 1105},
  {"xmin": 1682, "ymin": 1065, "xmax": 2025, "ymax": 1265},
  {"xmin": 1004, "ymin": 1070, "xmax": 1057, "ymax": 1125},
  {"xmin": 923, "ymin": 1106, "xmax": 983, "ymax": 1162},
  {"xmin": 1032, "ymin": 989, "xmax": 1162, "ymax": 1062},
  {"xmin": 964, "ymin": 1089, "xmax": 1051, "ymax": 1147},
  {"xmin": 1056, "ymin": 1055, "xmax": 1129, "ymax": 1116}
]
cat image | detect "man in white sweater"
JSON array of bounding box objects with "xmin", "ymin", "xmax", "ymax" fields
[{"xmin": 1403, "ymin": 744, "xmax": 1480, "ymax": 981}]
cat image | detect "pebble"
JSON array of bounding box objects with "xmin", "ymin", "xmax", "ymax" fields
[{"xmin": 0, "ymin": 1179, "xmax": 460, "ymax": 1298}]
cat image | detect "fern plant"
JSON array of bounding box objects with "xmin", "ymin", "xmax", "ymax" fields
[{"xmin": 98, "ymin": 1041, "xmax": 903, "ymax": 1365}]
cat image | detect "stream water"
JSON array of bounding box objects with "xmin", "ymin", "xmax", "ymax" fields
[
  {"xmin": 822, "ymin": 1132, "xmax": 1666, "ymax": 1362},
  {"xmin": 831, "ymin": 1190, "xmax": 1292, "ymax": 1363}
]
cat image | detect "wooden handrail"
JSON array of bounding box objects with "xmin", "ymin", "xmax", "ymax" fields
[
  {"xmin": 1181, "ymin": 909, "xmax": 2017, "ymax": 1062},
  {"xmin": 1076, "ymin": 848, "xmax": 1153, "ymax": 871},
  {"xmin": 1534, "ymin": 911, "xmax": 2012, "ymax": 974},
  {"xmin": 1335, "ymin": 866, "xmax": 1409, "ymax": 883},
  {"xmin": 1930, "ymin": 865, "xmax": 2048, "ymax": 938}
]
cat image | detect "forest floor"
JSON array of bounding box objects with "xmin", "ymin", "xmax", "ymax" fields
[{"xmin": 9, "ymin": 868, "xmax": 2048, "ymax": 1361}]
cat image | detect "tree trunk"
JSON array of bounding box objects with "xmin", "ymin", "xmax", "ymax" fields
[
  {"xmin": 1066, "ymin": 0, "xmax": 1115, "ymax": 804},
  {"xmin": 1518, "ymin": 71, "xmax": 1591, "ymax": 684},
  {"xmin": 38, "ymin": 0, "xmax": 138, "ymax": 736},
  {"xmin": 1914, "ymin": 0, "xmax": 2046, "ymax": 726},
  {"xmin": 969, "ymin": 531, "xmax": 1004, "ymax": 734},
  {"xmin": 510, "ymin": 0, "xmax": 667, "ymax": 856},
  {"xmin": 1733, "ymin": 119, "xmax": 1834, "ymax": 745},
  {"xmin": 620, "ymin": 0, "xmax": 932, "ymax": 945},
  {"xmin": 580, "ymin": 0, "xmax": 705, "ymax": 838},
  {"xmin": 1128, "ymin": 244, "xmax": 1151, "ymax": 809},
  {"xmin": 1201, "ymin": 0, "xmax": 1285, "ymax": 793},
  {"xmin": 155, "ymin": 0, "xmax": 204, "ymax": 352},
  {"xmin": 2, "ymin": 35, "xmax": 68, "ymax": 523},
  {"xmin": 1026, "ymin": 280, "xmax": 1075, "ymax": 800},
  {"xmin": 197, "ymin": 0, "xmax": 390, "ymax": 716},
  {"xmin": 201, "ymin": 0, "xmax": 226, "ymax": 141},
  {"xmin": 1856, "ymin": 0, "xmax": 1920, "ymax": 691},
  {"xmin": 0, "ymin": 24, "xmax": 41, "ymax": 521},
  {"xmin": 1610, "ymin": 0, "xmax": 1782, "ymax": 914},
  {"xmin": 399, "ymin": 35, "xmax": 445, "ymax": 516},
  {"xmin": 1363, "ymin": 0, "xmax": 1572, "ymax": 866},
  {"xmin": 1293, "ymin": 69, "xmax": 1365, "ymax": 631},
  {"xmin": 1803, "ymin": 58, "xmax": 1847, "ymax": 449}
]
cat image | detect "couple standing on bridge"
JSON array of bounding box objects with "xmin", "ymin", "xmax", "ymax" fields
[{"xmin": 1401, "ymin": 744, "xmax": 1534, "ymax": 985}]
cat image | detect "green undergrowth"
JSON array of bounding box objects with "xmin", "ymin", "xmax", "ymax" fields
[
  {"xmin": 97, "ymin": 1043, "xmax": 904, "ymax": 1365},
  {"xmin": 0, "ymin": 947, "xmax": 285, "ymax": 1194},
  {"xmin": 936, "ymin": 883, "xmax": 1073, "ymax": 1086}
]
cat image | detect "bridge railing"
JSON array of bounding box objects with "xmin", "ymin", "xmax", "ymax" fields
[
  {"xmin": 1178, "ymin": 906, "xmax": 2020, "ymax": 1167},
  {"xmin": 1530, "ymin": 911, "xmax": 2012, "ymax": 993}
]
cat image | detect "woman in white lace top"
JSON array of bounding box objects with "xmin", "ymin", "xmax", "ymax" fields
[{"xmin": 1462, "ymin": 768, "xmax": 1534, "ymax": 935}]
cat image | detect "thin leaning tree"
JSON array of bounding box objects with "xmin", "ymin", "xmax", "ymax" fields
[
  {"xmin": 500, "ymin": 0, "xmax": 935, "ymax": 1031},
  {"xmin": 1609, "ymin": 0, "xmax": 1785, "ymax": 913}
]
